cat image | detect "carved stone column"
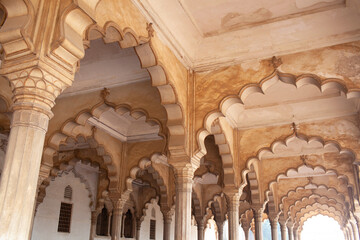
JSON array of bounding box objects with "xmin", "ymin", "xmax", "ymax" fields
[
  {"xmin": 293, "ymin": 227, "xmax": 298, "ymax": 240},
  {"xmin": 89, "ymin": 211, "xmax": 98, "ymax": 240},
  {"xmin": 287, "ymin": 221, "xmax": 294, "ymax": 240},
  {"xmin": 173, "ymin": 163, "xmax": 194, "ymax": 240},
  {"xmin": 163, "ymin": 211, "xmax": 173, "ymax": 240},
  {"xmin": 0, "ymin": 65, "xmax": 68, "ymax": 239},
  {"xmin": 241, "ymin": 222, "xmax": 250, "ymax": 240},
  {"xmin": 197, "ymin": 219, "xmax": 205, "ymax": 240},
  {"xmin": 217, "ymin": 221, "xmax": 224, "ymax": 240},
  {"xmin": 253, "ymin": 206, "xmax": 263, "ymax": 240},
  {"xmin": 227, "ymin": 192, "xmax": 240, "ymax": 240},
  {"xmin": 111, "ymin": 200, "xmax": 124, "ymax": 240},
  {"xmin": 270, "ymin": 217, "xmax": 279, "ymax": 240},
  {"xmin": 279, "ymin": 219, "xmax": 287, "ymax": 240}
]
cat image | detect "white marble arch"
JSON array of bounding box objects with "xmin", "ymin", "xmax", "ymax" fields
[{"xmin": 31, "ymin": 171, "xmax": 92, "ymax": 240}]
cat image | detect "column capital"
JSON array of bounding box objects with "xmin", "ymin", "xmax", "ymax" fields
[
  {"xmin": 252, "ymin": 205, "xmax": 264, "ymax": 218},
  {"xmin": 286, "ymin": 219, "xmax": 294, "ymax": 228},
  {"xmin": 163, "ymin": 210, "xmax": 173, "ymax": 224},
  {"xmin": 2, "ymin": 65, "xmax": 72, "ymax": 118}
]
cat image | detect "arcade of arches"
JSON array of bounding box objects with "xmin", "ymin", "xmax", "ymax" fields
[{"xmin": 0, "ymin": 0, "xmax": 360, "ymax": 240}]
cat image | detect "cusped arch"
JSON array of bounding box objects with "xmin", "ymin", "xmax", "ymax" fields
[
  {"xmin": 289, "ymin": 195, "xmax": 347, "ymax": 222},
  {"xmin": 275, "ymin": 165, "xmax": 353, "ymax": 211},
  {"xmin": 197, "ymin": 72, "xmax": 360, "ymax": 192},
  {"xmin": 37, "ymin": 160, "xmax": 97, "ymax": 209},
  {"xmin": 53, "ymin": 6, "xmax": 186, "ymax": 152},
  {"xmin": 281, "ymin": 183, "xmax": 348, "ymax": 209},
  {"xmin": 242, "ymin": 133, "xmax": 356, "ymax": 206},
  {"xmin": 299, "ymin": 211, "xmax": 344, "ymax": 232},
  {"xmin": 122, "ymin": 153, "xmax": 169, "ymax": 211},
  {"xmin": 295, "ymin": 203, "xmax": 345, "ymax": 226},
  {"xmin": 205, "ymin": 193, "xmax": 227, "ymax": 224}
]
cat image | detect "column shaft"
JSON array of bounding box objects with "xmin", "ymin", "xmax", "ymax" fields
[
  {"xmin": 228, "ymin": 194, "xmax": 240, "ymax": 240},
  {"xmin": 270, "ymin": 219, "xmax": 278, "ymax": 240},
  {"xmin": 242, "ymin": 227, "xmax": 250, "ymax": 240},
  {"xmin": 197, "ymin": 220, "xmax": 204, "ymax": 240},
  {"xmin": 0, "ymin": 110, "xmax": 50, "ymax": 240},
  {"xmin": 163, "ymin": 213, "xmax": 172, "ymax": 240},
  {"xmin": 279, "ymin": 222, "xmax": 287, "ymax": 240},
  {"xmin": 287, "ymin": 225, "xmax": 293, "ymax": 240},
  {"xmin": 111, "ymin": 209, "xmax": 122, "ymax": 240},
  {"xmin": 254, "ymin": 208, "xmax": 263, "ymax": 240},
  {"xmin": 217, "ymin": 222, "xmax": 224, "ymax": 240},
  {"xmin": 174, "ymin": 167, "xmax": 193, "ymax": 240}
]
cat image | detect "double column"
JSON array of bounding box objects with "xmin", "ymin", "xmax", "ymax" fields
[{"xmin": 0, "ymin": 66, "xmax": 67, "ymax": 239}]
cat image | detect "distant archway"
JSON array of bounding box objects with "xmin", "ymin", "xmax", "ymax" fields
[{"xmin": 301, "ymin": 215, "xmax": 345, "ymax": 240}]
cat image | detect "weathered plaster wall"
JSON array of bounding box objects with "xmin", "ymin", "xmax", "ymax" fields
[{"xmin": 31, "ymin": 172, "xmax": 91, "ymax": 240}]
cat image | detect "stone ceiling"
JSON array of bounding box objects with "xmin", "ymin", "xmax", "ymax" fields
[{"xmin": 133, "ymin": 0, "xmax": 360, "ymax": 70}]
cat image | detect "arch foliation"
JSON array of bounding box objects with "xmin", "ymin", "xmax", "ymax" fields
[
  {"xmin": 196, "ymin": 71, "xmax": 360, "ymax": 191},
  {"xmin": 121, "ymin": 153, "xmax": 170, "ymax": 212},
  {"xmin": 51, "ymin": 3, "xmax": 187, "ymax": 155}
]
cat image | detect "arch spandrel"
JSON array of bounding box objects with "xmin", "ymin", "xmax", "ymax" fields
[{"xmin": 121, "ymin": 154, "xmax": 171, "ymax": 211}]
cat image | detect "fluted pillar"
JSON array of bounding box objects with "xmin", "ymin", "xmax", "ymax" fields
[
  {"xmin": 0, "ymin": 63, "xmax": 71, "ymax": 239},
  {"xmin": 227, "ymin": 193, "xmax": 240, "ymax": 240},
  {"xmin": 163, "ymin": 211, "xmax": 172, "ymax": 240},
  {"xmin": 217, "ymin": 222, "xmax": 224, "ymax": 240},
  {"xmin": 197, "ymin": 219, "xmax": 205, "ymax": 240},
  {"xmin": 293, "ymin": 227, "xmax": 298, "ymax": 240},
  {"xmin": 173, "ymin": 163, "xmax": 194, "ymax": 240},
  {"xmin": 111, "ymin": 201, "xmax": 123, "ymax": 240},
  {"xmin": 287, "ymin": 221, "xmax": 294, "ymax": 240},
  {"xmin": 270, "ymin": 217, "xmax": 279, "ymax": 240},
  {"xmin": 253, "ymin": 207, "xmax": 263, "ymax": 240},
  {"xmin": 279, "ymin": 220, "xmax": 287, "ymax": 240}
]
